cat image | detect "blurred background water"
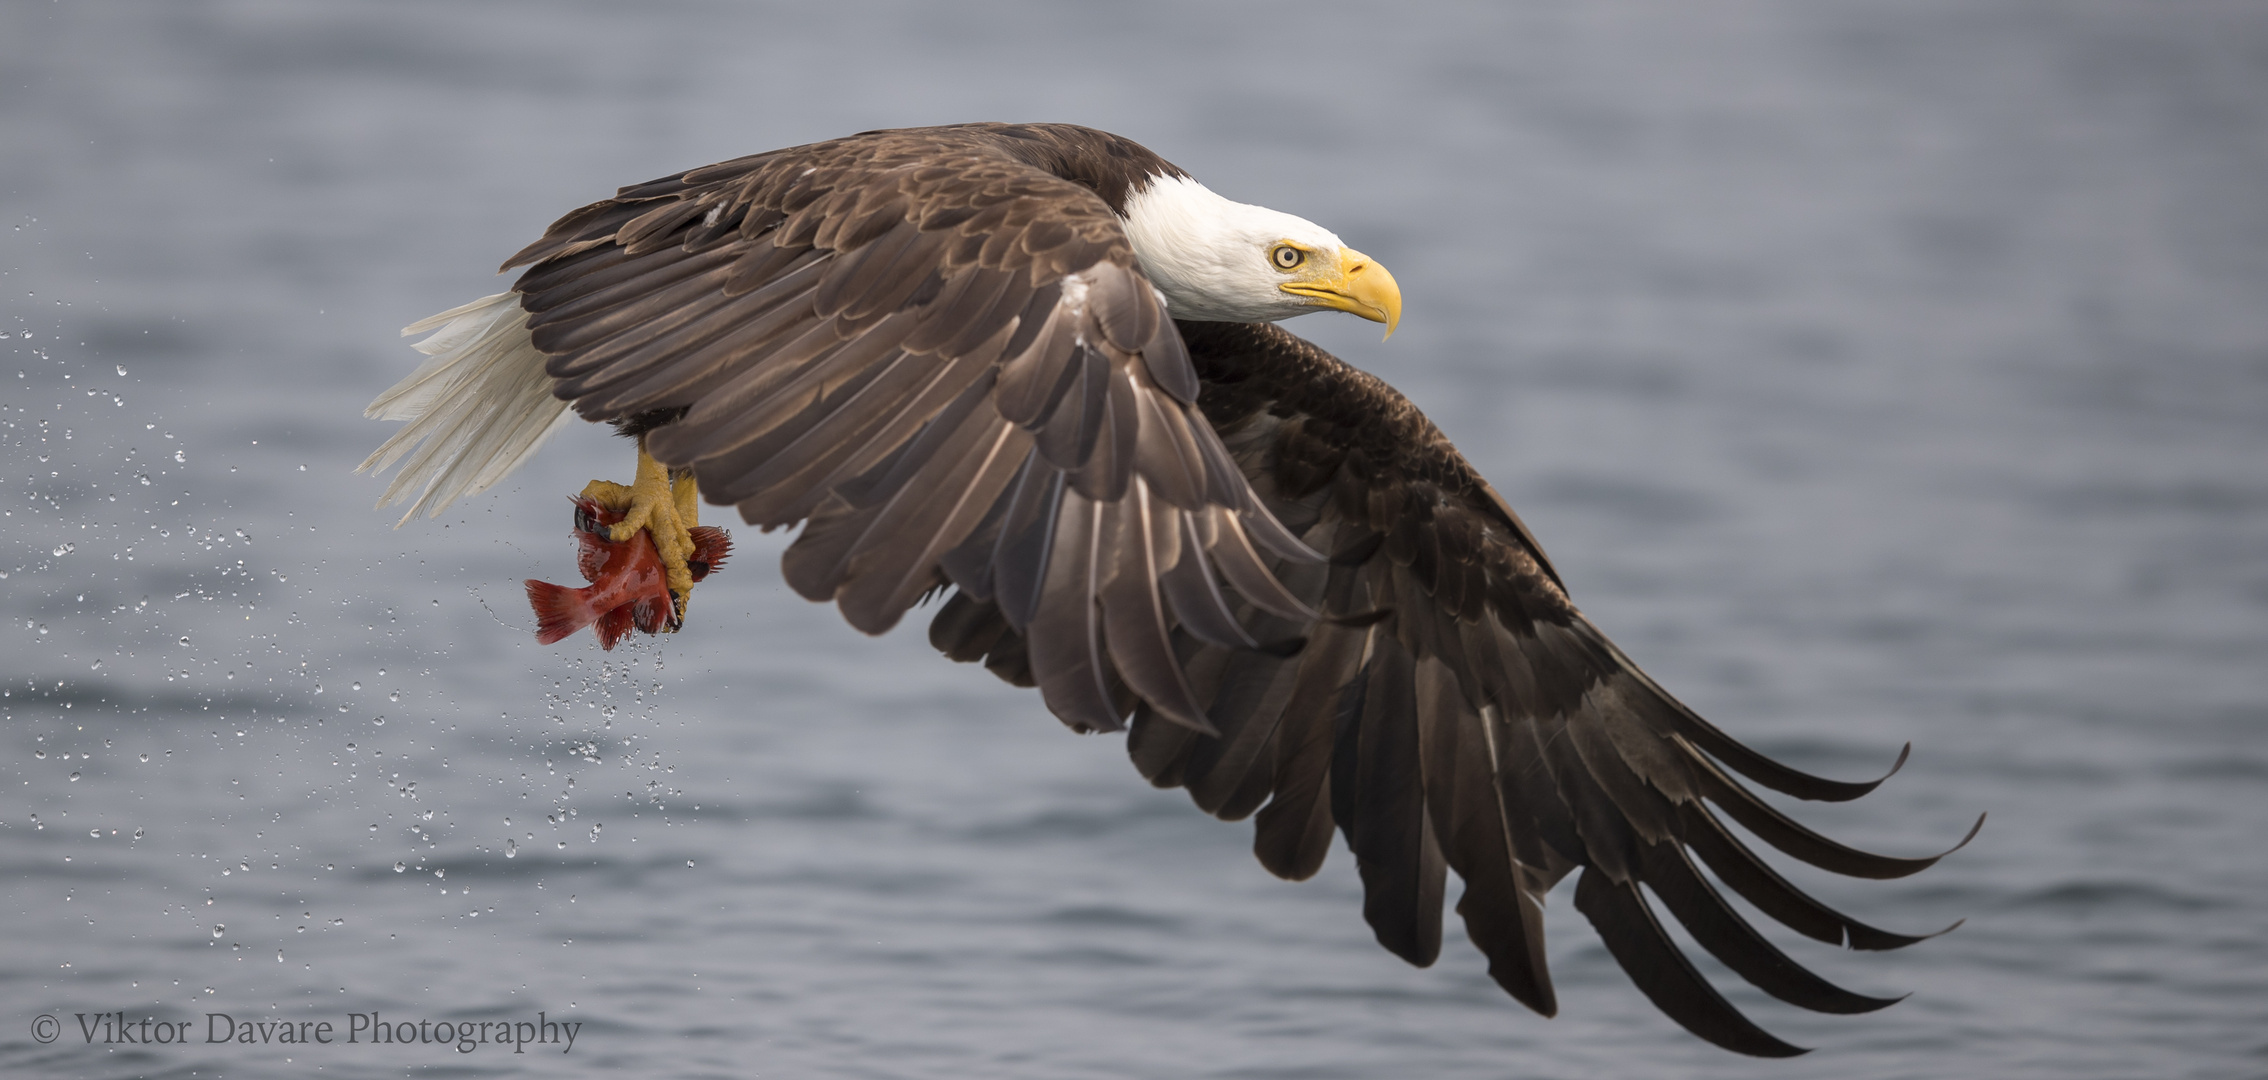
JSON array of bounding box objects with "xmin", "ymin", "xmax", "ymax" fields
[{"xmin": 1, "ymin": 2, "xmax": 2264, "ymax": 1077}]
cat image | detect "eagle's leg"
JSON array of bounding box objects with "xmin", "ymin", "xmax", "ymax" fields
[{"xmin": 577, "ymin": 442, "xmax": 700, "ymax": 625}]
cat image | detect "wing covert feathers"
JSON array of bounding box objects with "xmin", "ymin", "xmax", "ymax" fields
[{"xmin": 505, "ymin": 124, "xmax": 1319, "ymax": 736}]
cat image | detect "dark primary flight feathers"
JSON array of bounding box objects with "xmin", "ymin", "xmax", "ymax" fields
[{"xmin": 405, "ymin": 123, "xmax": 1977, "ymax": 1056}]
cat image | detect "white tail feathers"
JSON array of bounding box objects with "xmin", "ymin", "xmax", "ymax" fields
[{"xmin": 359, "ymin": 292, "xmax": 572, "ymax": 525}]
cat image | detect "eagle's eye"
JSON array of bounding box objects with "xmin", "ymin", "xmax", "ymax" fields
[{"xmin": 1271, "ymin": 244, "xmax": 1306, "ymax": 271}]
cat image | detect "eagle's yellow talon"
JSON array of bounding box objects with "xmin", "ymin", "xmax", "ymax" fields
[
  {"xmin": 577, "ymin": 479, "xmax": 634, "ymax": 509},
  {"xmin": 581, "ymin": 446, "xmax": 700, "ymax": 626}
]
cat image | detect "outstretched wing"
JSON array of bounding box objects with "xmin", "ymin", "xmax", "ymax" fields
[
  {"xmin": 934, "ymin": 320, "xmax": 1978, "ymax": 1056},
  {"xmin": 493, "ymin": 125, "xmax": 1969, "ymax": 1055},
  {"xmin": 504, "ymin": 125, "xmax": 1319, "ymax": 732}
]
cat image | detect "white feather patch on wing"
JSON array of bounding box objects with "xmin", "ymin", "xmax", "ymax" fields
[{"xmin": 358, "ymin": 292, "xmax": 572, "ymax": 526}]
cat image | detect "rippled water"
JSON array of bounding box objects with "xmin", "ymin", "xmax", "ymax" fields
[{"xmin": 3, "ymin": 2, "xmax": 2265, "ymax": 1077}]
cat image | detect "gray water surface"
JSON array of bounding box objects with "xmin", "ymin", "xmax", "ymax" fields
[{"xmin": 3, "ymin": 2, "xmax": 2265, "ymax": 1077}]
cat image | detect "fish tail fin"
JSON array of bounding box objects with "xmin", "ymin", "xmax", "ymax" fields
[{"xmin": 525, "ymin": 578, "xmax": 595, "ymax": 645}]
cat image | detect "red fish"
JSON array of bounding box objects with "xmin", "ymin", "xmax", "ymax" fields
[{"xmin": 524, "ymin": 496, "xmax": 731, "ymax": 649}]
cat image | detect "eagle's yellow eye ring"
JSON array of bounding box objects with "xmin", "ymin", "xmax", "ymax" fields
[{"xmin": 1271, "ymin": 244, "xmax": 1306, "ymax": 271}]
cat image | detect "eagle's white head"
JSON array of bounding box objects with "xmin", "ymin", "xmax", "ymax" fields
[{"xmin": 1119, "ymin": 175, "xmax": 1402, "ymax": 337}]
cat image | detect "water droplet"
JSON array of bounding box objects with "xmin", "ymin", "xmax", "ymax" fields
[
  {"xmin": 116, "ymin": 365, "xmax": 126, "ymax": 376},
  {"xmin": 211, "ymin": 925, "xmax": 225, "ymax": 939},
  {"xmin": 389, "ymin": 691, "xmax": 400, "ymax": 702},
  {"xmin": 372, "ymin": 717, "xmax": 384, "ymax": 727},
  {"xmin": 434, "ymin": 869, "xmax": 446, "ymax": 879},
  {"xmin": 68, "ymin": 771, "xmax": 80, "ymax": 781},
  {"xmin": 172, "ymin": 450, "xmax": 184, "ymax": 463},
  {"xmin": 33, "ymin": 750, "xmax": 43, "ymax": 760},
  {"xmin": 505, "ymin": 839, "xmax": 518, "ymax": 858},
  {"xmin": 686, "ymin": 860, "xmax": 695, "ymax": 869},
  {"xmin": 276, "ymin": 951, "xmax": 284, "ymax": 963},
  {"xmin": 53, "ymin": 543, "xmax": 74, "ymax": 557},
  {"xmin": 139, "ymin": 753, "xmax": 149, "ymax": 763},
  {"xmin": 133, "ymin": 828, "xmax": 144, "ymax": 839},
  {"xmin": 351, "ymin": 682, "xmax": 361, "ymax": 691},
  {"xmin": 90, "ymin": 828, "xmax": 101, "ymax": 838},
  {"xmin": 178, "ymin": 636, "xmax": 190, "ymax": 646},
  {"xmin": 393, "ymin": 862, "xmax": 405, "ymax": 873},
  {"xmin": 239, "ymin": 862, "xmax": 250, "ymax": 873}
]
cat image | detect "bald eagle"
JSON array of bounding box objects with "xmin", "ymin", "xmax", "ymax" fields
[{"xmin": 361, "ymin": 123, "xmax": 1972, "ymax": 1056}]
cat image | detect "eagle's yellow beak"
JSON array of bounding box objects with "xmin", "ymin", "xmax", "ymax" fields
[{"xmin": 1281, "ymin": 246, "xmax": 1402, "ymax": 340}]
